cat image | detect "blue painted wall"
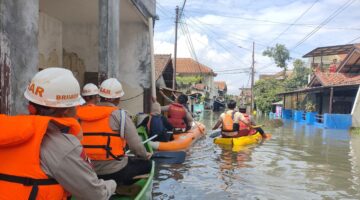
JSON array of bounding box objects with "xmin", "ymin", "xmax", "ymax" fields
[{"xmin": 323, "ymin": 114, "xmax": 352, "ymax": 129}]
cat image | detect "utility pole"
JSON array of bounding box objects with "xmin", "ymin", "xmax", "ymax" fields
[
  {"xmin": 172, "ymin": 6, "xmax": 179, "ymax": 90},
  {"xmin": 250, "ymin": 41, "xmax": 255, "ymax": 114}
]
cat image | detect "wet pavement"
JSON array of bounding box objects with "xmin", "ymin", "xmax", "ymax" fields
[{"xmin": 153, "ymin": 110, "xmax": 360, "ymax": 199}]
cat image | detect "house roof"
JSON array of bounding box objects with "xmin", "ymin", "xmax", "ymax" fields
[
  {"xmin": 303, "ymin": 44, "xmax": 359, "ymax": 58},
  {"xmin": 309, "ymin": 71, "xmax": 360, "ymax": 87},
  {"xmin": 214, "ymin": 81, "xmax": 227, "ymax": 91},
  {"xmin": 176, "ymin": 58, "xmax": 216, "ymax": 75},
  {"xmin": 337, "ymin": 47, "xmax": 360, "ymax": 74},
  {"xmin": 155, "ymin": 54, "xmax": 172, "ymax": 80}
]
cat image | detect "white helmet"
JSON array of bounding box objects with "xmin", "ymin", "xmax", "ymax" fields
[
  {"xmin": 99, "ymin": 78, "xmax": 125, "ymax": 98},
  {"xmin": 24, "ymin": 67, "xmax": 85, "ymax": 107},
  {"xmin": 82, "ymin": 83, "xmax": 99, "ymax": 96}
]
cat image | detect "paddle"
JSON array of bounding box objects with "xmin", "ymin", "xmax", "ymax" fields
[
  {"xmin": 209, "ymin": 125, "xmax": 265, "ymax": 138},
  {"xmin": 151, "ymin": 151, "xmax": 186, "ymax": 164},
  {"xmin": 209, "ymin": 129, "xmax": 222, "ymax": 138}
]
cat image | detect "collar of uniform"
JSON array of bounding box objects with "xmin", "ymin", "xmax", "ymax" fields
[{"xmin": 96, "ymin": 102, "xmax": 116, "ymax": 107}]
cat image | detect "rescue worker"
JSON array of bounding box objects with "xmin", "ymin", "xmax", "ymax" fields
[
  {"xmin": 239, "ymin": 107, "xmax": 267, "ymax": 138},
  {"xmin": 161, "ymin": 94, "xmax": 194, "ymax": 132},
  {"xmin": 141, "ymin": 101, "xmax": 173, "ymax": 142},
  {"xmin": 82, "ymin": 83, "xmax": 99, "ymax": 105},
  {"xmin": 0, "ymin": 67, "xmax": 116, "ymax": 200},
  {"xmin": 212, "ymin": 100, "xmax": 253, "ymax": 138},
  {"xmin": 76, "ymin": 78, "xmax": 152, "ymax": 186}
]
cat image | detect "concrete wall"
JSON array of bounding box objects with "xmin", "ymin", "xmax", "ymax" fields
[
  {"xmin": 0, "ymin": 0, "xmax": 39, "ymax": 114},
  {"xmin": 38, "ymin": 12, "xmax": 62, "ymax": 69},
  {"xmin": 118, "ymin": 22, "xmax": 151, "ymax": 114}
]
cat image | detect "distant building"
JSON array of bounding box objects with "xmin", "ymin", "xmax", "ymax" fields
[
  {"xmin": 278, "ymin": 43, "xmax": 360, "ymax": 129},
  {"xmin": 214, "ymin": 81, "xmax": 227, "ymax": 97},
  {"xmin": 259, "ymin": 70, "xmax": 293, "ymax": 80},
  {"xmin": 176, "ymin": 58, "xmax": 217, "ymax": 103}
]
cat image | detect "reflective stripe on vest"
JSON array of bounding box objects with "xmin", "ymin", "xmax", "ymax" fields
[
  {"xmin": 0, "ymin": 115, "xmax": 80, "ymax": 200},
  {"xmin": 167, "ymin": 103, "xmax": 187, "ymax": 129},
  {"xmin": 77, "ymin": 105, "xmax": 126, "ymax": 161}
]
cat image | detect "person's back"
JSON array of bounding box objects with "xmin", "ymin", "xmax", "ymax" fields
[
  {"xmin": 0, "ymin": 68, "xmax": 116, "ymax": 200},
  {"xmin": 167, "ymin": 102, "xmax": 187, "ymax": 130},
  {"xmin": 145, "ymin": 101, "xmax": 173, "ymax": 142},
  {"xmin": 77, "ymin": 78, "xmax": 151, "ymax": 186}
]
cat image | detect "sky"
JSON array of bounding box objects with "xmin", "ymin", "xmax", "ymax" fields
[{"xmin": 153, "ymin": 0, "xmax": 360, "ymax": 94}]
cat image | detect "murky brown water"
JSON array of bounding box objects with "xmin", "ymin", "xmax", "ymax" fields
[{"xmin": 153, "ymin": 110, "xmax": 360, "ymax": 199}]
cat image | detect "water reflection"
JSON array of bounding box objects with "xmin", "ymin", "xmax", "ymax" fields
[{"xmin": 153, "ymin": 112, "xmax": 360, "ymax": 199}]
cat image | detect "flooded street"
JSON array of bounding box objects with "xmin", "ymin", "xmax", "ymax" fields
[{"xmin": 153, "ymin": 111, "xmax": 360, "ymax": 199}]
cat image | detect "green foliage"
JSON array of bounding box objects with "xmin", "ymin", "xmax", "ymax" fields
[
  {"xmin": 263, "ymin": 44, "xmax": 290, "ymax": 70},
  {"xmin": 283, "ymin": 59, "xmax": 311, "ymax": 91},
  {"xmin": 305, "ymin": 101, "xmax": 316, "ymax": 112},
  {"xmin": 176, "ymin": 76, "xmax": 202, "ymax": 86},
  {"xmin": 254, "ymin": 78, "xmax": 284, "ymax": 113}
]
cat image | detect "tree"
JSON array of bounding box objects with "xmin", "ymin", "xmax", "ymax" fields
[
  {"xmin": 254, "ymin": 78, "xmax": 284, "ymax": 113},
  {"xmin": 284, "ymin": 59, "xmax": 311, "ymax": 91},
  {"xmin": 263, "ymin": 44, "xmax": 290, "ymax": 72}
]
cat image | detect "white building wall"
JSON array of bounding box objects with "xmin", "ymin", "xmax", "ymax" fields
[
  {"xmin": 38, "ymin": 12, "xmax": 62, "ymax": 68},
  {"xmin": 62, "ymin": 23, "xmax": 98, "ymax": 73},
  {"xmin": 118, "ymin": 22, "xmax": 151, "ymax": 114}
]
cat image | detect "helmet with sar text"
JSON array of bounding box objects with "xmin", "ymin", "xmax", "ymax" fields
[
  {"xmin": 82, "ymin": 83, "xmax": 99, "ymax": 96},
  {"xmin": 24, "ymin": 67, "xmax": 85, "ymax": 107},
  {"xmin": 99, "ymin": 78, "xmax": 125, "ymax": 98}
]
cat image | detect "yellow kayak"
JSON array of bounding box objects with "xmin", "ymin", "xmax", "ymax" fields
[{"xmin": 214, "ymin": 132, "xmax": 271, "ymax": 146}]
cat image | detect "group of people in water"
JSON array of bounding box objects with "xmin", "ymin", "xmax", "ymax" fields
[{"xmin": 0, "ymin": 67, "xmax": 265, "ymax": 199}]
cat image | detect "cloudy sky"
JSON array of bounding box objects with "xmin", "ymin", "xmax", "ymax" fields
[{"xmin": 154, "ymin": 0, "xmax": 360, "ymax": 94}]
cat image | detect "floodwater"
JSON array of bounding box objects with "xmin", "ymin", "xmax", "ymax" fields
[{"xmin": 153, "ymin": 110, "xmax": 360, "ymax": 200}]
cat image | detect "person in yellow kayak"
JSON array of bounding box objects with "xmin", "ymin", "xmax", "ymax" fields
[
  {"xmin": 212, "ymin": 100, "xmax": 251, "ymax": 138},
  {"xmin": 76, "ymin": 78, "xmax": 152, "ymax": 187},
  {"xmin": 238, "ymin": 107, "xmax": 267, "ymax": 138},
  {"xmin": 81, "ymin": 83, "xmax": 99, "ymax": 105},
  {"xmin": 0, "ymin": 68, "xmax": 116, "ymax": 200}
]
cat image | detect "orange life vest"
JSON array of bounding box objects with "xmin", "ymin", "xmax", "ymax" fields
[
  {"xmin": 76, "ymin": 105, "xmax": 126, "ymax": 161},
  {"xmin": 0, "ymin": 115, "xmax": 81, "ymax": 200},
  {"xmin": 222, "ymin": 111, "xmax": 236, "ymax": 132},
  {"xmin": 167, "ymin": 103, "xmax": 187, "ymax": 129}
]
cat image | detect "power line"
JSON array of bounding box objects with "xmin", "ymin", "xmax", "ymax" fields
[
  {"xmin": 291, "ymin": 0, "xmax": 356, "ymax": 50},
  {"xmin": 348, "ymin": 35, "xmax": 360, "ymax": 43},
  {"xmin": 267, "ymin": 0, "xmax": 320, "ymax": 46}
]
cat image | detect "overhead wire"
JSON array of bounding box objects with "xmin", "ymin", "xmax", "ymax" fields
[
  {"xmin": 291, "ymin": 0, "xmax": 356, "ymax": 50},
  {"xmin": 267, "ymin": 0, "xmax": 320, "ymax": 46}
]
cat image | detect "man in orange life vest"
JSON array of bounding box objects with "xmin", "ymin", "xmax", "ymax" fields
[
  {"xmin": 82, "ymin": 83, "xmax": 99, "ymax": 105},
  {"xmin": 212, "ymin": 100, "xmax": 253, "ymax": 138},
  {"xmin": 0, "ymin": 68, "xmax": 116, "ymax": 200},
  {"xmin": 76, "ymin": 78, "xmax": 152, "ymax": 186},
  {"xmin": 161, "ymin": 94, "xmax": 194, "ymax": 132}
]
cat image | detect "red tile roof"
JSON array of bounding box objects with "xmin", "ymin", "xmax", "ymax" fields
[
  {"xmin": 214, "ymin": 81, "xmax": 227, "ymax": 91},
  {"xmin": 155, "ymin": 54, "xmax": 172, "ymax": 80},
  {"xmin": 176, "ymin": 58, "xmax": 215, "ymax": 75},
  {"xmin": 310, "ymin": 72, "xmax": 360, "ymax": 86}
]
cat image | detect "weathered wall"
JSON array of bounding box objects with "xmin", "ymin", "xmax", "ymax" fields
[
  {"xmin": 38, "ymin": 12, "xmax": 62, "ymax": 69},
  {"xmin": 0, "ymin": 0, "xmax": 39, "ymax": 114},
  {"xmin": 118, "ymin": 22, "xmax": 151, "ymax": 114},
  {"xmin": 62, "ymin": 23, "xmax": 98, "ymax": 86}
]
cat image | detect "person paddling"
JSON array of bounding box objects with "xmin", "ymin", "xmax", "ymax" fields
[
  {"xmin": 212, "ymin": 100, "xmax": 254, "ymax": 138},
  {"xmin": 0, "ymin": 68, "xmax": 116, "ymax": 200},
  {"xmin": 239, "ymin": 107, "xmax": 267, "ymax": 138},
  {"xmin": 160, "ymin": 92, "xmax": 194, "ymax": 132}
]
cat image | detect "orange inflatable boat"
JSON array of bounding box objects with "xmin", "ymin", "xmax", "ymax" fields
[{"xmin": 149, "ymin": 122, "xmax": 206, "ymax": 151}]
